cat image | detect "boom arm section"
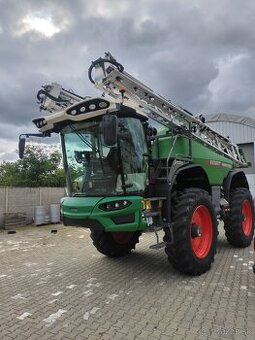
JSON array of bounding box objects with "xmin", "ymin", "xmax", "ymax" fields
[
  {"xmin": 37, "ymin": 82, "xmax": 88, "ymax": 113},
  {"xmin": 89, "ymin": 53, "xmax": 247, "ymax": 167}
]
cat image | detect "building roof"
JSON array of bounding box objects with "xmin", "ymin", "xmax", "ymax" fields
[{"xmin": 206, "ymin": 113, "xmax": 255, "ymax": 129}]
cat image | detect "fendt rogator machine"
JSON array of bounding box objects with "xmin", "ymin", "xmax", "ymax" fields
[{"xmin": 19, "ymin": 53, "xmax": 254, "ymax": 275}]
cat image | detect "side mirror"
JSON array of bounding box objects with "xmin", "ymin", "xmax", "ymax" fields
[
  {"xmin": 18, "ymin": 136, "xmax": 26, "ymax": 159},
  {"xmin": 102, "ymin": 114, "xmax": 118, "ymax": 147},
  {"xmin": 18, "ymin": 132, "xmax": 51, "ymax": 159}
]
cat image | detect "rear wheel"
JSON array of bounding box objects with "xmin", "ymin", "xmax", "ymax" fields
[
  {"xmin": 90, "ymin": 228, "xmax": 141, "ymax": 257},
  {"xmin": 165, "ymin": 188, "xmax": 217, "ymax": 275},
  {"xmin": 224, "ymin": 188, "xmax": 254, "ymax": 247}
]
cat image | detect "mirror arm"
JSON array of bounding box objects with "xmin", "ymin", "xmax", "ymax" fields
[{"xmin": 19, "ymin": 132, "xmax": 51, "ymax": 139}]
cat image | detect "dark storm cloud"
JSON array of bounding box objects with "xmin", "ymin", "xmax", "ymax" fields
[{"xmin": 1, "ymin": 0, "xmax": 255, "ymax": 161}]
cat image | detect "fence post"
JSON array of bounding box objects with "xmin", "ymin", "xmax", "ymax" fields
[
  {"xmin": 39, "ymin": 187, "xmax": 42, "ymax": 206},
  {"xmin": 5, "ymin": 187, "xmax": 9, "ymax": 214}
]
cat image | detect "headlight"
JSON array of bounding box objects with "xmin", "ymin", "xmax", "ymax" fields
[
  {"xmin": 66, "ymin": 99, "xmax": 110, "ymax": 116},
  {"xmin": 99, "ymin": 200, "xmax": 131, "ymax": 211}
]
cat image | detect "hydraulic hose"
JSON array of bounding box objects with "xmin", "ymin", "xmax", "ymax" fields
[
  {"xmin": 88, "ymin": 56, "xmax": 124, "ymax": 84},
  {"xmin": 37, "ymin": 89, "xmax": 69, "ymax": 103}
]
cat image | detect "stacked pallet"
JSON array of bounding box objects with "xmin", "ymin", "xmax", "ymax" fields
[{"xmin": 3, "ymin": 212, "xmax": 27, "ymax": 230}]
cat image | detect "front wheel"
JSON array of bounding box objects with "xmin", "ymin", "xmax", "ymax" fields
[
  {"xmin": 90, "ymin": 228, "xmax": 141, "ymax": 257},
  {"xmin": 165, "ymin": 189, "xmax": 218, "ymax": 275},
  {"xmin": 224, "ymin": 188, "xmax": 254, "ymax": 247}
]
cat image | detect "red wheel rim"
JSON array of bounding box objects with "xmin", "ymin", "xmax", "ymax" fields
[
  {"xmin": 242, "ymin": 200, "xmax": 252, "ymax": 236},
  {"xmin": 191, "ymin": 205, "xmax": 213, "ymax": 259},
  {"xmin": 111, "ymin": 232, "xmax": 134, "ymax": 244}
]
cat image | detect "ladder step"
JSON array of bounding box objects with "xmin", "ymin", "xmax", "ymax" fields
[
  {"xmin": 149, "ymin": 241, "xmax": 166, "ymax": 250},
  {"xmin": 144, "ymin": 211, "xmax": 159, "ymax": 217},
  {"xmin": 144, "ymin": 197, "xmax": 167, "ymax": 201}
]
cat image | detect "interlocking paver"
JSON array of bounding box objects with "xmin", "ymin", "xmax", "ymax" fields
[{"xmin": 0, "ymin": 224, "xmax": 254, "ymax": 340}]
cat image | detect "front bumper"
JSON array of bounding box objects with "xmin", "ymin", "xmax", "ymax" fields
[{"xmin": 61, "ymin": 196, "xmax": 147, "ymax": 232}]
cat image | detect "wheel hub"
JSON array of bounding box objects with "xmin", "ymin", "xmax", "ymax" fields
[
  {"xmin": 242, "ymin": 200, "xmax": 252, "ymax": 236},
  {"xmin": 191, "ymin": 224, "xmax": 202, "ymax": 238},
  {"xmin": 190, "ymin": 205, "xmax": 213, "ymax": 259}
]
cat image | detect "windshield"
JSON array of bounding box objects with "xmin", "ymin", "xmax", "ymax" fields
[{"xmin": 61, "ymin": 117, "xmax": 148, "ymax": 196}]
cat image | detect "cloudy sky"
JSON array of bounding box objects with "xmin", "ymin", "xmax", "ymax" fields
[{"xmin": 1, "ymin": 0, "xmax": 255, "ymax": 162}]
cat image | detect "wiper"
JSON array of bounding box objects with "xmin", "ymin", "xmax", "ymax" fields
[
  {"xmin": 96, "ymin": 135, "xmax": 105, "ymax": 174},
  {"xmin": 70, "ymin": 124, "xmax": 106, "ymax": 178},
  {"xmin": 70, "ymin": 124, "xmax": 102, "ymax": 157},
  {"xmin": 70, "ymin": 125, "xmax": 94, "ymax": 150},
  {"xmin": 73, "ymin": 193, "xmax": 87, "ymax": 197}
]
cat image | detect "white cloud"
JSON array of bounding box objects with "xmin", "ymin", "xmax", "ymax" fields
[
  {"xmin": 15, "ymin": 12, "xmax": 70, "ymax": 38},
  {"xmin": 0, "ymin": 0, "xmax": 255, "ymax": 160},
  {"xmin": 22, "ymin": 15, "xmax": 60, "ymax": 37},
  {"xmin": 207, "ymin": 53, "xmax": 255, "ymax": 112},
  {"xmin": 0, "ymin": 139, "xmax": 18, "ymax": 162},
  {"xmin": 83, "ymin": 0, "xmax": 131, "ymax": 19}
]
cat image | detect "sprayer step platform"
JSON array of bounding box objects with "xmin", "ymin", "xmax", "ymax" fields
[{"xmin": 149, "ymin": 241, "xmax": 166, "ymax": 250}]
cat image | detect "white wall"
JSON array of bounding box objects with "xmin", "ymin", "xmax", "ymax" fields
[
  {"xmin": 207, "ymin": 117, "xmax": 255, "ymax": 198},
  {"xmin": 0, "ymin": 187, "xmax": 65, "ymax": 227},
  {"xmin": 246, "ymin": 175, "xmax": 255, "ymax": 198}
]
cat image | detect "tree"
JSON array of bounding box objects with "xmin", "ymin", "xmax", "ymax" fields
[{"xmin": 0, "ymin": 145, "xmax": 66, "ymax": 187}]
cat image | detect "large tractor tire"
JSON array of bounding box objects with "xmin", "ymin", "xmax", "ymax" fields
[
  {"xmin": 165, "ymin": 188, "xmax": 218, "ymax": 275},
  {"xmin": 90, "ymin": 228, "xmax": 141, "ymax": 257},
  {"xmin": 224, "ymin": 188, "xmax": 254, "ymax": 247}
]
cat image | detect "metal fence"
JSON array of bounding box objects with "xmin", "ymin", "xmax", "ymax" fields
[{"xmin": 0, "ymin": 187, "xmax": 65, "ymax": 227}]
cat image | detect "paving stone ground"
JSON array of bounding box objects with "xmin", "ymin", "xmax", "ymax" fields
[{"xmin": 0, "ymin": 223, "xmax": 254, "ymax": 340}]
